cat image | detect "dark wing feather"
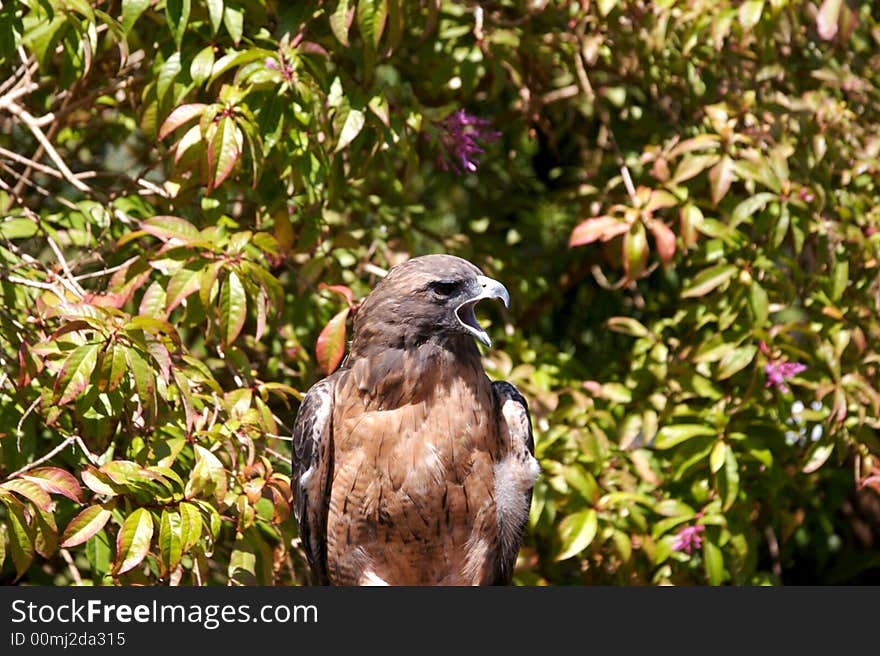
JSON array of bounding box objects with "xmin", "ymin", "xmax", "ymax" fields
[
  {"xmin": 491, "ymin": 380, "xmax": 539, "ymax": 585},
  {"xmin": 292, "ymin": 374, "xmax": 338, "ymax": 585}
]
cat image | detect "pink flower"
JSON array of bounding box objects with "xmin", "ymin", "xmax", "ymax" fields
[
  {"xmin": 432, "ymin": 109, "xmax": 501, "ymax": 175},
  {"xmin": 765, "ymin": 361, "xmax": 807, "ymax": 393},
  {"xmin": 672, "ymin": 524, "xmax": 705, "ymax": 555}
]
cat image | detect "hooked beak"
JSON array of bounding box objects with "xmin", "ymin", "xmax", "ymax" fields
[{"xmin": 455, "ymin": 275, "xmax": 510, "ymax": 348}]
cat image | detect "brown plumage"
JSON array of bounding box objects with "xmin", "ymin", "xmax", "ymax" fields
[{"xmin": 292, "ymin": 254, "xmax": 539, "ymax": 585}]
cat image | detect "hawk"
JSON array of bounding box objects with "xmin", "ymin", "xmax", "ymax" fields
[{"xmin": 292, "ymin": 254, "xmax": 539, "ymax": 585}]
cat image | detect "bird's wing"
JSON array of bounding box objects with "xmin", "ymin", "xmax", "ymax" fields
[
  {"xmin": 491, "ymin": 380, "xmax": 539, "ymax": 585},
  {"xmin": 292, "ymin": 374, "xmax": 339, "ymax": 585}
]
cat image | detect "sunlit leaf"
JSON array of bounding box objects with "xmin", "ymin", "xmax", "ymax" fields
[
  {"xmin": 20, "ymin": 468, "xmax": 83, "ymax": 503},
  {"xmin": 60, "ymin": 504, "xmax": 113, "ymax": 548},
  {"xmin": 159, "ymin": 510, "xmax": 183, "ymax": 576},
  {"xmin": 335, "ymin": 107, "xmax": 365, "ymax": 152},
  {"xmin": 54, "ymin": 342, "xmax": 100, "ymax": 405},
  {"xmin": 0, "ymin": 479, "xmax": 54, "ymax": 512},
  {"xmin": 681, "ymin": 264, "xmax": 738, "ymax": 298},
  {"xmin": 654, "ymin": 424, "xmax": 717, "ymax": 449},
  {"xmin": 113, "ymin": 508, "xmax": 154, "ymax": 575},
  {"xmin": 219, "ymin": 269, "xmax": 247, "ymax": 345},
  {"xmin": 555, "ymin": 509, "xmax": 598, "ymax": 561},
  {"xmin": 159, "ymin": 103, "xmax": 207, "ymax": 140},
  {"xmin": 316, "ymin": 307, "xmax": 349, "ymax": 375}
]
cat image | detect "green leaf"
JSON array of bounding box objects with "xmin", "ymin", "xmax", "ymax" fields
[
  {"xmin": 335, "ymin": 107, "xmax": 365, "ymax": 152},
  {"xmin": 606, "ymin": 316, "xmax": 650, "ymax": 338},
  {"xmin": 141, "ymin": 216, "xmax": 200, "ymax": 243},
  {"xmin": 208, "ymin": 116, "xmax": 242, "ymax": 190},
  {"xmin": 0, "ymin": 217, "xmax": 38, "ymax": 239},
  {"xmin": 731, "ymin": 192, "xmax": 776, "ymax": 226},
  {"xmin": 0, "ymin": 523, "xmax": 5, "ymax": 571},
  {"xmin": 81, "ymin": 466, "xmax": 119, "ymax": 497},
  {"xmin": 121, "ymin": 0, "xmax": 151, "ymax": 35},
  {"xmin": 357, "ymin": 0, "xmax": 388, "ymax": 48},
  {"xmin": 624, "ymin": 221, "xmax": 649, "ymax": 280},
  {"xmin": 222, "ymin": 4, "xmax": 244, "ymax": 44},
  {"xmin": 831, "ymin": 259, "xmax": 848, "ymax": 302},
  {"xmin": 671, "ymin": 154, "xmax": 720, "ymax": 184},
  {"xmin": 717, "ymin": 344, "xmax": 757, "ymax": 380},
  {"xmin": 157, "ymin": 52, "xmax": 182, "ymax": 103},
  {"xmin": 60, "ymin": 504, "xmax": 113, "ymax": 548},
  {"xmin": 113, "ymin": 507, "xmax": 154, "ymax": 575},
  {"xmin": 2, "ymin": 497, "xmax": 33, "ymax": 580},
  {"xmin": 165, "ymin": 261, "xmax": 204, "ymax": 313},
  {"xmin": 165, "ymin": 0, "xmax": 191, "ymax": 49},
  {"xmin": 178, "ymin": 501, "xmax": 203, "ymax": 551},
  {"xmin": 802, "ymin": 442, "xmax": 834, "ymax": 474},
  {"xmin": 681, "ymin": 264, "xmax": 738, "ymax": 298},
  {"xmin": 195, "ymin": 261, "xmax": 221, "ymax": 310},
  {"xmin": 159, "ymin": 510, "xmax": 183, "ymax": 575},
  {"xmin": 86, "ymin": 529, "xmax": 112, "ymax": 579},
  {"xmin": 708, "ymin": 155, "xmax": 735, "ymax": 205},
  {"xmin": 330, "ymin": 0, "xmax": 353, "ymax": 46},
  {"xmin": 126, "ymin": 347, "xmax": 156, "ymax": 419},
  {"xmin": 748, "ymin": 282, "xmax": 769, "ymax": 328},
  {"xmin": 185, "ymin": 444, "xmax": 228, "ymax": 504},
  {"xmin": 654, "ymin": 424, "xmax": 717, "ymax": 449},
  {"xmin": 54, "ymin": 342, "xmax": 100, "ymax": 405},
  {"xmin": 139, "ymin": 281, "xmax": 168, "ymax": 318},
  {"xmin": 710, "ymin": 441, "xmax": 727, "ymax": 474},
  {"xmin": 229, "ymin": 536, "xmax": 257, "ymax": 584},
  {"xmin": 738, "ymin": 0, "xmax": 764, "ymax": 30},
  {"xmin": 703, "ymin": 538, "xmax": 724, "ymax": 585},
  {"xmin": 207, "ymin": 0, "xmax": 224, "ymax": 34},
  {"xmin": 219, "ymin": 269, "xmax": 247, "ymax": 345},
  {"xmin": 316, "ymin": 307, "xmax": 349, "ymax": 375},
  {"xmin": 719, "ymin": 446, "xmax": 740, "ymax": 511},
  {"xmin": 190, "ymin": 46, "xmax": 215, "ymax": 86},
  {"xmin": 555, "ymin": 509, "xmax": 598, "ymax": 561}
]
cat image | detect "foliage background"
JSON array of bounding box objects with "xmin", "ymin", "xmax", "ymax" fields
[{"xmin": 1, "ymin": 0, "xmax": 880, "ymax": 586}]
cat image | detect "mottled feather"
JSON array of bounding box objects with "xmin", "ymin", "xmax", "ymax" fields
[{"xmin": 291, "ymin": 254, "xmax": 539, "ymax": 585}]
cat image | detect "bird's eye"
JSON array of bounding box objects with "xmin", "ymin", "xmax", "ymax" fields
[{"xmin": 429, "ymin": 280, "xmax": 459, "ymax": 297}]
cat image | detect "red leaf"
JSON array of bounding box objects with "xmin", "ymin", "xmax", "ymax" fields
[
  {"xmin": 318, "ymin": 283, "xmax": 354, "ymax": 307},
  {"xmin": 316, "ymin": 307, "xmax": 349, "ymax": 375},
  {"xmin": 59, "ymin": 504, "xmax": 113, "ymax": 548},
  {"xmin": 159, "ymin": 103, "xmax": 208, "ymax": 140},
  {"xmin": 20, "ymin": 467, "xmax": 84, "ymax": 503},
  {"xmin": 0, "ymin": 479, "xmax": 54, "ymax": 512},
  {"xmin": 569, "ymin": 216, "xmax": 630, "ymax": 247},
  {"xmin": 649, "ymin": 220, "xmax": 677, "ymax": 265}
]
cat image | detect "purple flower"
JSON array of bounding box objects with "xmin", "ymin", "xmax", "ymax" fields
[
  {"xmin": 672, "ymin": 524, "xmax": 705, "ymax": 555},
  {"xmin": 765, "ymin": 361, "xmax": 807, "ymax": 393},
  {"xmin": 433, "ymin": 109, "xmax": 501, "ymax": 175}
]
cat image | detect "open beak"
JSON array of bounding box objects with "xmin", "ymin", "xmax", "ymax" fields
[{"xmin": 455, "ymin": 275, "xmax": 510, "ymax": 348}]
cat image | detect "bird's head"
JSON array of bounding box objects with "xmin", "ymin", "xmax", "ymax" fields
[{"xmin": 351, "ymin": 254, "xmax": 510, "ymax": 353}]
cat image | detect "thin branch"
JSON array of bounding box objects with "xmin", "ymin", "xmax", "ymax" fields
[
  {"xmin": 72, "ymin": 255, "xmax": 140, "ymax": 281},
  {"xmin": 0, "ymin": 145, "xmax": 70, "ymax": 181},
  {"xmin": 4, "ymin": 101, "xmax": 92, "ymax": 193},
  {"xmin": 5, "ymin": 435, "xmax": 76, "ymax": 480},
  {"xmin": 74, "ymin": 435, "xmax": 99, "ymax": 465},
  {"xmin": 46, "ymin": 234, "xmax": 87, "ymax": 297},
  {"xmin": 6, "ymin": 274, "xmax": 65, "ymax": 293},
  {"xmin": 59, "ymin": 548, "xmax": 84, "ymax": 586}
]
